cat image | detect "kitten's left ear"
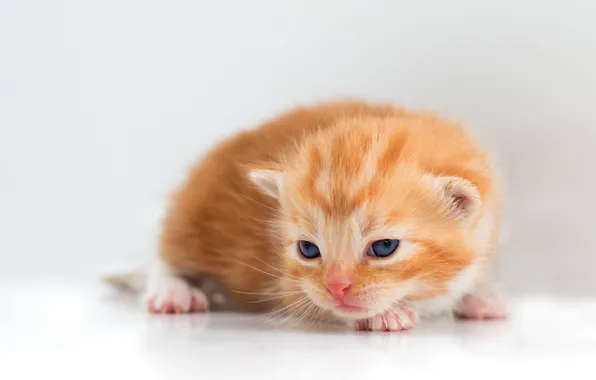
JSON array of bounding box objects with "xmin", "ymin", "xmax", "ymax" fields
[
  {"xmin": 248, "ymin": 169, "xmax": 284, "ymax": 199},
  {"xmin": 427, "ymin": 175, "xmax": 482, "ymax": 223}
]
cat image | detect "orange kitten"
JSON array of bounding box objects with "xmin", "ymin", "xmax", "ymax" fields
[{"xmin": 108, "ymin": 100, "xmax": 507, "ymax": 331}]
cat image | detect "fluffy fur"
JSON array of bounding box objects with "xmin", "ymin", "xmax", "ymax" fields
[{"xmin": 111, "ymin": 100, "xmax": 506, "ymax": 331}]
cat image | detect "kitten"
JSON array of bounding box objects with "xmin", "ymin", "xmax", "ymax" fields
[{"xmin": 106, "ymin": 100, "xmax": 507, "ymax": 331}]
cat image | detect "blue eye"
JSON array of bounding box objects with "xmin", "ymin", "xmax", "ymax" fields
[
  {"xmin": 298, "ymin": 241, "xmax": 321, "ymax": 259},
  {"xmin": 368, "ymin": 239, "xmax": 400, "ymax": 258}
]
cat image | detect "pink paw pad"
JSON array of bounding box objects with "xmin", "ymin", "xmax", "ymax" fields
[
  {"xmin": 145, "ymin": 281, "xmax": 209, "ymax": 314},
  {"xmin": 356, "ymin": 304, "xmax": 419, "ymax": 332},
  {"xmin": 454, "ymin": 292, "xmax": 508, "ymax": 320}
]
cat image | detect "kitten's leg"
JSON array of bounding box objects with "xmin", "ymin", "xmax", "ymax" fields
[
  {"xmin": 355, "ymin": 304, "xmax": 419, "ymax": 332},
  {"xmin": 453, "ymin": 283, "xmax": 508, "ymax": 320},
  {"xmin": 144, "ymin": 260, "xmax": 209, "ymax": 314}
]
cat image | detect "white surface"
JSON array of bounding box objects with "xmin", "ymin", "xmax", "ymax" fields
[{"xmin": 2, "ymin": 281, "xmax": 596, "ymax": 379}]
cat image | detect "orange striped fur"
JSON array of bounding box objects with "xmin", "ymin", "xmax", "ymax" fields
[{"xmin": 159, "ymin": 100, "xmax": 501, "ymax": 322}]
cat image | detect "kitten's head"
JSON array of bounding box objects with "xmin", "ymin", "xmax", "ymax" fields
[{"xmin": 249, "ymin": 117, "xmax": 493, "ymax": 320}]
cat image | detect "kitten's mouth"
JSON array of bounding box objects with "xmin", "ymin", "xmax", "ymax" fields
[
  {"xmin": 311, "ymin": 296, "xmax": 377, "ymax": 319},
  {"xmin": 334, "ymin": 300, "xmax": 365, "ymax": 312}
]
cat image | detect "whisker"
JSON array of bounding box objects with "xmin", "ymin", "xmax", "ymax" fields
[
  {"xmin": 306, "ymin": 306, "xmax": 324, "ymax": 329},
  {"xmin": 278, "ymin": 299, "xmax": 312, "ymax": 326},
  {"xmin": 250, "ymin": 256, "xmax": 300, "ymax": 280},
  {"xmin": 230, "ymin": 290, "xmax": 302, "ymax": 296},
  {"xmin": 286, "ymin": 193, "xmax": 303, "ymax": 213},
  {"xmin": 246, "ymin": 292, "xmax": 304, "ymax": 304},
  {"xmin": 265, "ymin": 298, "xmax": 310, "ymax": 325},
  {"xmin": 285, "ymin": 193, "xmax": 318, "ymax": 232},
  {"xmin": 290, "ymin": 301, "xmax": 317, "ymax": 328},
  {"xmin": 240, "ymin": 193, "xmax": 280, "ymax": 214},
  {"xmin": 252, "ymin": 299, "xmax": 305, "ymax": 323},
  {"xmin": 240, "ymin": 212, "xmax": 277, "ymax": 226},
  {"xmin": 233, "ymin": 260, "xmax": 301, "ymax": 283},
  {"xmin": 240, "ymin": 193, "xmax": 315, "ymax": 228},
  {"xmin": 261, "ymin": 297, "xmax": 308, "ymax": 320}
]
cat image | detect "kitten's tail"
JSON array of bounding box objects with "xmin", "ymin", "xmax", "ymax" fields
[{"xmin": 101, "ymin": 267, "xmax": 147, "ymax": 293}]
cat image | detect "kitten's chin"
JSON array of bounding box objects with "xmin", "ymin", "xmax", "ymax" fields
[
  {"xmin": 329, "ymin": 309, "xmax": 376, "ymax": 320},
  {"xmin": 304, "ymin": 290, "xmax": 393, "ymax": 320},
  {"xmin": 319, "ymin": 301, "xmax": 383, "ymax": 320}
]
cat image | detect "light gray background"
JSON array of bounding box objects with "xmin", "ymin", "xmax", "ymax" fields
[{"xmin": 1, "ymin": 0, "xmax": 595, "ymax": 296}]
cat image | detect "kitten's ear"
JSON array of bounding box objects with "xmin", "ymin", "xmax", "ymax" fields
[
  {"xmin": 427, "ymin": 175, "xmax": 482, "ymax": 223},
  {"xmin": 248, "ymin": 169, "xmax": 283, "ymax": 199}
]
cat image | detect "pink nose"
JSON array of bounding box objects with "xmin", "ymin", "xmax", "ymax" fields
[{"xmin": 326, "ymin": 281, "xmax": 352, "ymax": 300}]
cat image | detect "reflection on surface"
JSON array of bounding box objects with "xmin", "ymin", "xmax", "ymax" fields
[{"xmin": 2, "ymin": 281, "xmax": 596, "ymax": 379}]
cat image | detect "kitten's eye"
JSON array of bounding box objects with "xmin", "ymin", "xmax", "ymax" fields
[
  {"xmin": 298, "ymin": 240, "xmax": 321, "ymax": 259},
  {"xmin": 368, "ymin": 239, "xmax": 400, "ymax": 258}
]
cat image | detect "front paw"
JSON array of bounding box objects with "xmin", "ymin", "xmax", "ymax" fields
[
  {"xmin": 454, "ymin": 287, "xmax": 508, "ymax": 320},
  {"xmin": 356, "ymin": 304, "xmax": 419, "ymax": 332},
  {"xmin": 145, "ymin": 277, "xmax": 209, "ymax": 314}
]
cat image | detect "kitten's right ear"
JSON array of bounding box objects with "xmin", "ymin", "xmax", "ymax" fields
[{"xmin": 248, "ymin": 169, "xmax": 283, "ymax": 199}]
